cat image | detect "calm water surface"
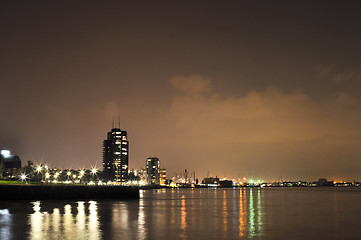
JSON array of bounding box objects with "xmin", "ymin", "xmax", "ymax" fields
[{"xmin": 1, "ymin": 188, "xmax": 361, "ymax": 239}]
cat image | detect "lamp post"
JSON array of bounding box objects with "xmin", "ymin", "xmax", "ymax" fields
[
  {"xmin": 67, "ymin": 171, "xmax": 71, "ymax": 181},
  {"xmin": 35, "ymin": 166, "xmax": 43, "ymax": 182},
  {"xmin": 19, "ymin": 173, "xmax": 27, "ymax": 184},
  {"xmin": 45, "ymin": 172, "xmax": 50, "ymax": 183},
  {"xmin": 91, "ymin": 168, "xmax": 97, "ymax": 183}
]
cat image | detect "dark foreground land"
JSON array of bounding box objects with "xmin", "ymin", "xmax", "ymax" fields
[{"xmin": 0, "ymin": 184, "xmax": 139, "ymax": 200}]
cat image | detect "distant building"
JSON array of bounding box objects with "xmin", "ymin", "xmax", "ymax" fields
[
  {"xmin": 139, "ymin": 168, "xmax": 147, "ymax": 184},
  {"xmin": 202, "ymin": 177, "xmax": 219, "ymax": 185},
  {"xmin": 160, "ymin": 168, "xmax": 166, "ymax": 185},
  {"xmin": 315, "ymin": 178, "xmax": 334, "ymax": 186},
  {"xmin": 219, "ymin": 180, "xmax": 233, "ymax": 188},
  {"xmin": 127, "ymin": 169, "xmax": 140, "ymax": 182},
  {"xmin": 146, "ymin": 157, "xmax": 160, "ymax": 185},
  {"xmin": 0, "ymin": 150, "xmax": 21, "ymax": 177},
  {"xmin": 102, "ymin": 128, "xmax": 129, "ymax": 183}
]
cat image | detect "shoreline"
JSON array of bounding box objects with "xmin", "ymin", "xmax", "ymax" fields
[{"xmin": 0, "ymin": 184, "xmax": 139, "ymax": 200}]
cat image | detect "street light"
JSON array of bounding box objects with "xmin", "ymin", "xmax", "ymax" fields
[
  {"xmin": 45, "ymin": 172, "xmax": 50, "ymax": 181},
  {"xmin": 35, "ymin": 165, "xmax": 43, "ymax": 182},
  {"xmin": 19, "ymin": 174, "xmax": 27, "ymax": 182},
  {"xmin": 54, "ymin": 172, "xmax": 59, "ymax": 181}
]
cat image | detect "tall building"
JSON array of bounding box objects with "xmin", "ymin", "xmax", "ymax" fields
[
  {"xmin": 146, "ymin": 157, "xmax": 160, "ymax": 185},
  {"xmin": 102, "ymin": 128, "xmax": 129, "ymax": 183}
]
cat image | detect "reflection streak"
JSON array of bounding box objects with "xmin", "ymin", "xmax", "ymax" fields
[
  {"xmin": 239, "ymin": 189, "xmax": 245, "ymax": 238},
  {"xmin": 0, "ymin": 208, "xmax": 12, "ymax": 240},
  {"xmin": 29, "ymin": 201, "xmax": 43, "ymax": 240},
  {"xmin": 52, "ymin": 208, "xmax": 60, "ymax": 236},
  {"xmin": 249, "ymin": 188, "xmax": 255, "ymax": 237},
  {"xmin": 89, "ymin": 201, "xmax": 100, "ymax": 240},
  {"xmin": 77, "ymin": 202, "xmax": 85, "ymax": 233},
  {"xmin": 223, "ymin": 190, "xmax": 228, "ymax": 232},
  {"xmin": 180, "ymin": 194, "xmax": 187, "ymax": 239},
  {"xmin": 138, "ymin": 191, "xmax": 146, "ymax": 240},
  {"xmin": 63, "ymin": 204, "xmax": 73, "ymax": 239},
  {"xmin": 257, "ymin": 188, "xmax": 262, "ymax": 234}
]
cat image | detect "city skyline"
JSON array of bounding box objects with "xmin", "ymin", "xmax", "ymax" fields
[{"xmin": 1, "ymin": 1, "xmax": 361, "ymax": 181}]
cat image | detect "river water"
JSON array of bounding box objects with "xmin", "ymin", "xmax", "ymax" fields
[{"xmin": 0, "ymin": 187, "xmax": 361, "ymax": 239}]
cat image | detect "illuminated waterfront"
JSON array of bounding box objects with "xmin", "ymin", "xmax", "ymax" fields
[{"xmin": 1, "ymin": 188, "xmax": 361, "ymax": 239}]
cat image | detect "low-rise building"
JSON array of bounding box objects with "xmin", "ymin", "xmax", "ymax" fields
[{"xmin": 0, "ymin": 150, "xmax": 21, "ymax": 178}]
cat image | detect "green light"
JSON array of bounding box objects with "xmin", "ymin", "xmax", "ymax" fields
[
  {"xmin": 258, "ymin": 188, "xmax": 263, "ymax": 232},
  {"xmin": 249, "ymin": 188, "xmax": 255, "ymax": 236}
]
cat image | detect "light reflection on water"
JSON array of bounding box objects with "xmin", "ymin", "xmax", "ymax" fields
[
  {"xmin": 29, "ymin": 201, "xmax": 101, "ymax": 240},
  {"xmin": 223, "ymin": 190, "xmax": 228, "ymax": 232},
  {"xmin": 0, "ymin": 209, "xmax": 12, "ymax": 240},
  {"xmin": 180, "ymin": 194, "xmax": 187, "ymax": 239},
  {"xmin": 257, "ymin": 188, "xmax": 263, "ymax": 235},
  {"xmin": 239, "ymin": 188, "xmax": 245, "ymax": 238},
  {"xmin": 138, "ymin": 193, "xmax": 146, "ymax": 240},
  {"xmin": 1, "ymin": 188, "xmax": 359, "ymax": 239}
]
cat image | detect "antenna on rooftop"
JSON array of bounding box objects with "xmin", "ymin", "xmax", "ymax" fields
[
  {"xmin": 118, "ymin": 116, "xmax": 120, "ymax": 129},
  {"xmin": 112, "ymin": 117, "xmax": 114, "ymax": 129}
]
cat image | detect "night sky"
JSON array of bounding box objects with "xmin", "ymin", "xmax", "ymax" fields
[{"xmin": 1, "ymin": 1, "xmax": 361, "ymax": 181}]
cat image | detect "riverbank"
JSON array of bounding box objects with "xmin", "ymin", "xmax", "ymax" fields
[{"xmin": 0, "ymin": 184, "xmax": 139, "ymax": 200}]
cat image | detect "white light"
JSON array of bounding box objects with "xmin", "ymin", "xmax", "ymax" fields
[
  {"xmin": 20, "ymin": 174, "xmax": 27, "ymax": 181},
  {"xmin": 33, "ymin": 201, "xmax": 41, "ymax": 212},
  {"xmin": 1, "ymin": 150, "xmax": 11, "ymax": 157},
  {"xmin": 53, "ymin": 208, "xmax": 59, "ymax": 215},
  {"xmin": 0, "ymin": 209, "xmax": 10, "ymax": 215}
]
